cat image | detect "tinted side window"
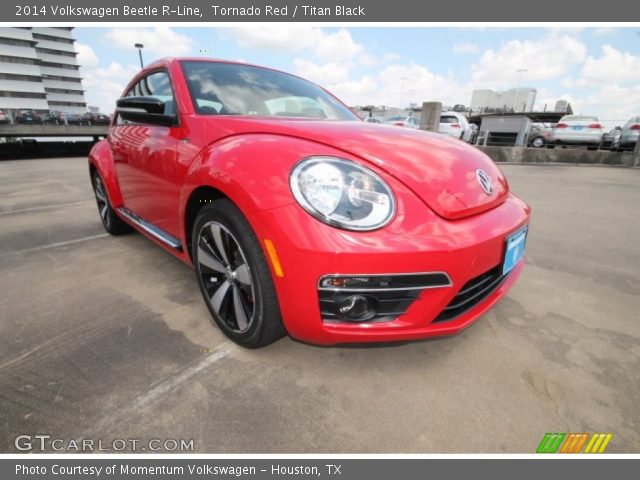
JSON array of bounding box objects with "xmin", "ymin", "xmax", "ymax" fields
[{"xmin": 118, "ymin": 71, "xmax": 176, "ymax": 124}]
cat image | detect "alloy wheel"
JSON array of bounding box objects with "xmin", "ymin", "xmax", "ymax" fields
[{"xmin": 196, "ymin": 221, "xmax": 256, "ymax": 333}]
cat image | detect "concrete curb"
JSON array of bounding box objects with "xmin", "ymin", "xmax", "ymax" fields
[{"xmin": 476, "ymin": 145, "xmax": 640, "ymax": 168}]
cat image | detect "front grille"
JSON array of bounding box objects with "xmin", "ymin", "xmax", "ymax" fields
[{"xmin": 434, "ymin": 265, "xmax": 507, "ymax": 322}]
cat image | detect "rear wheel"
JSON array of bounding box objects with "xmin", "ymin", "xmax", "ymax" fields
[
  {"xmin": 192, "ymin": 200, "xmax": 286, "ymax": 348},
  {"xmin": 531, "ymin": 136, "xmax": 545, "ymax": 148},
  {"xmin": 91, "ymin": 170, "xmax": 131, "ymax": 235}
]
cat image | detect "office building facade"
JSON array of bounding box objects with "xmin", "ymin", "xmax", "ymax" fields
[{"xmin": 0, "ymin": 27, "xmax": 87, "ymax": 118}]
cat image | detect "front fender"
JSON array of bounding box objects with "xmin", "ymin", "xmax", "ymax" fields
[
  {"xmin": 178, "ymin": 133, "xmax": 355, "ymax": 239},
  {"xmin": 88, "ymin": 139, "xmax": 124, "ymax": 207}
]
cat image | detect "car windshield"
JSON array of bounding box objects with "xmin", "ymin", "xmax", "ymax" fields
[
  {"xmin": 180, "ymin": 61, "xmax": 358, "ymax": 121},
  {"xmin": 387, "ymin": 116, "xmax": 406, "ymax": 121}
]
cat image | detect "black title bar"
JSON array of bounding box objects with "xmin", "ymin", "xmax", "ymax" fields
[{"xmin": 4, "ymin": 0, "xmax": 640, "ymax": 22}]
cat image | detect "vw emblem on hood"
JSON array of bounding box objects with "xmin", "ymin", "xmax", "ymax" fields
[{"xmin": 475, "ymin": 169, "xmax": 493, "ymax": 195}]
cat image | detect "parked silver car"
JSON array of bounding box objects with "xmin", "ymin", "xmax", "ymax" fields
[
  {"xmin": 615, "ymin": 116, "xmax": 640, "ymax": 151},
  {"xmin": 550, "ymin": 115, "xmax": 603, "ymax": 149},
  {"xmin": 527, "ymin": 123, "xmax": 554, "ymax": 148}
]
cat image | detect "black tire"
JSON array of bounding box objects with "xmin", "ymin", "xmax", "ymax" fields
[
  {"xmin": 91, "ymin": 170, "xmax": 132, "ymax": 235},
  {"xmin": 192, "ymin": 200, "xmax": 286, "ymax": 348}
]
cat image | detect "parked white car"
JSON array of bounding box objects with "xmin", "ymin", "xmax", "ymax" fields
[
  {"xmin": 550, "ymin": 115, "xmax": 603, "ymax": 149},
  {"xmin": 439, "ymin": 111, "xmax": 473, "ymax": 142},
  {"xmin": 384, "ymin": 115, "xmax": 419, "ymax": 128}
]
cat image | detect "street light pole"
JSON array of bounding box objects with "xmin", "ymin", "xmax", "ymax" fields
[{"xmin": 135, "ymin": 43, "xmax": 144, "ymax": 68}]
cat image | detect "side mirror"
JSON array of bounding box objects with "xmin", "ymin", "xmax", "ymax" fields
[{"xmin": 116, "ymin": 96, "xmax": 177, "ymax": 126}]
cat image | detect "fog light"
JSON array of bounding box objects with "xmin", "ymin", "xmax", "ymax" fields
[{"xmin": 337, "ymin": 295, "xmax": 377, "ymax": 322}]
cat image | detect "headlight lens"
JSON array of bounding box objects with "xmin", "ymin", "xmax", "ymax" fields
[{"xmin": 290, "ymin": 157, "xmax": 396, "ymax": 231}]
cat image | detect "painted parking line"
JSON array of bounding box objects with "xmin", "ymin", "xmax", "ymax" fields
[
  {"xmin": 0, "ymin": 200, "xmax": 93, "ymax": 217},
  {"xmin": 0, "ymin": 233, "xmax": 109, "ymax": 258}
]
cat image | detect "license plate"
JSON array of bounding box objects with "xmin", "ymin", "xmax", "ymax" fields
[
  {"xmin": 503, "ymin": 226, "xmax": 528, "ymax": 275},
  {"xmin": 572, "ymin": 126, "xmax": 583, "ymax": 130}
]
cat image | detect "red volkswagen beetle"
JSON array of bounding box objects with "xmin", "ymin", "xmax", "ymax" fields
[{"xmin": 89, "ymin": 58, "xmax": 530, "ymax": 348}]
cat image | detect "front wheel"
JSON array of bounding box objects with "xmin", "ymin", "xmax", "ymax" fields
[{"xmin": 192, "ymin": 200, "xmax": 286, "ymax": 348}]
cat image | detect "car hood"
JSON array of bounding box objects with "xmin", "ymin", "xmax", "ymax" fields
[{"xmin": 198, "ymin": 117, "xmax": 509, "ymax": 220}]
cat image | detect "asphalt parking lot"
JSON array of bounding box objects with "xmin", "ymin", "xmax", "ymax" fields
[{"xmin": 0, "ymin": 157, "xmax": 638, "ymax": 453}]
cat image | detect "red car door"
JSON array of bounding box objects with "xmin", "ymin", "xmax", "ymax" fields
[{"xmin": 110, "ymin": 70, "xmax": 182, "ymax": 238}]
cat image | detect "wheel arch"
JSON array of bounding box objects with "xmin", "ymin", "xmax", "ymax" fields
[
  {"xmin": 179, "ymin": 133, "xmax": 338, "ymax": 264},
  {"xmin": 88, "ymin": 139, "xmax": 124, "ymax": 207},
  {"xmin": 183, "ymin": 185, "xmax": 228, "ymax": 263}
]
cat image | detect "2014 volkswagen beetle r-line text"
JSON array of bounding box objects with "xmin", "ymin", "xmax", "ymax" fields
[{"xmin": 88, "ymin": 58, "xmax": 531, "ymax": 348}]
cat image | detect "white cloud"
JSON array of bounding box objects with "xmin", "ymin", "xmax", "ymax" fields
[
  {"xmin": 327, "ymin": 76, "xmax": 378, "ymax": 106},
  {"xmin": 293, "ymin": 59, "xmax": 351, "ymax": 84},
  {"xmin": 225, "ymin": 26, "xmax": 364, "ymax": 64},
  {"xmin": 471, "ymin": 34, "xmax": 587, "ymax": 88},
  {"xmin": 75, "ymin": 43, "xmax": 99, "ymax": 67},
  {"xmin": 102, "ymin": 27, "xmax": 194, "ymax": 59},
  {"xmin": 375, "ymin": 63, "xmax": 470, "ymax": 108},
  {"xmin": 82, "ymin": 62, "xmax": 139, "ymax": 113},
  {"xmin": 572, "ymin": 85, "xmax": 640, "ymax": 120},
  {"xmin": 453, "ymin": 42, "xmax": 479, "ymax": 54},
  {"xmin": 580, "ymin": 45, "xmax": 640, "ymax": 85},
  {"xmin": 314, "ymin": 29, "xmax": 363, "ymax": 63},
  {"xmin": 223, "ymin": 26, "xmax": 318, "ymax": 54}
]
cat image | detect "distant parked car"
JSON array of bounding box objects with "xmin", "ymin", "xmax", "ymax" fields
[
  {"xmin": 0, "ymin": 110, "xmax": 10, "ymax": 124},
  {"xmin": 384, "ymin": 115, "xmax": 419, "ymax": 128},
  {"xmin": 83, "ymin": 112, "xmax": 111, "ymax": 125},
  {"xmin": 45, "ymin": 110, "xmax": 66, "ymax": 125},
  {"xmin": 469, "ymin": 123, "xmax": 479, "ymax": 144},
  {"xmin": 614, "ymin": 116, "xmax": 640, "ymax": 151},
  {"xmin": 65, "ymin": 113, "xmax": 87, "ymax": 125},
  {"xmin": 527, "ymin": 123, "xmax": 553, "ymax": 148},
  {"xmin": 599, "ymin": 127, "xmax": 622, "ymax": 150},
  {"xmin": 439, "ymin": 111, "xmax": 473, "ymax": 142},
  {"xmin": 14, "ymin": 110, "xmax": 43, "ymax": 124},
  {"xmin": 550, "ymin": 115, "xmax": 603, "ymax": 149},
  {"xmin": 363, "ymin": 117, "xmax": 382, "ymax": 124}
]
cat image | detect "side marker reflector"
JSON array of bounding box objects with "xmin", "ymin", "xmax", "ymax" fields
[{"xmin": 264, "ymin": 239, "xmax": 284, "ymax": 277}]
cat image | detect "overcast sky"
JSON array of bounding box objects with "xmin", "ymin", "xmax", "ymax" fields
[{"xmin": 74, "ymin": 26, "xmax": 640, "ymax": 122}]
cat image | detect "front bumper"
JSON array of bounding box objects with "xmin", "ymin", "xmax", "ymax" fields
[{"xmin": 254, "ymin": 190, "xmax": 531, "ymax": 345}]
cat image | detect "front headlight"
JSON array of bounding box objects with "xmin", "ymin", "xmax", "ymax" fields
[{"xmin": 289, "ymin": 156, "xmax": 396, "ymax": 231}]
